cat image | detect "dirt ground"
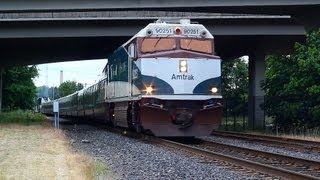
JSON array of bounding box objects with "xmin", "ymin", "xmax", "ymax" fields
[{"xmin": 0, "ymin": 124, "xmax": 99, "ymax": 180}]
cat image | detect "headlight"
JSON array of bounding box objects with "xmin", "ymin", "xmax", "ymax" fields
[
  {"xmin": 144, "ymin": 86, "xmax": 155, "ymax": 94},
  {"xmin": 180, "ymin": 66, "xmax": 187, "ymax": 72},
  {"xmin": 179, "ymin": 60, "xmax": 188, "ymax": 73},
  {"xmin": 210, "ymin": 87, "xmax": 218, "ymax": 93},
  {"xmin": 175, "ymin": 27, "xmax": 182, "ymax": 35},
  {"xmin": 146, "ymin": 86, "xmax": 153, "ymax": 94},
  {"xmin": 146, "ymin": 29, "xmax": 153, "ymax": 36},
  {"xmin": 200, "ymin": 30, "xmax": 207, "ymax": 38}
]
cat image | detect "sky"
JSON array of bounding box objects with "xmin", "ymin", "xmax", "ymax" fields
[{"xmin": 34, "ymin": 59, "xmax": 107, "ymax": 88}]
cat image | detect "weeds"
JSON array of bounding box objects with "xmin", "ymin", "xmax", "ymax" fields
[
  {"xmin": 83, "ymin": 160, "xmax": 108, "ymax": 179},
  {"xmin": 0, "ymin": 110, "xmax": 46, "ymax": 125}
]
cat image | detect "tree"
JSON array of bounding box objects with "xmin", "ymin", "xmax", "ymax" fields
[
  {"xmin": 37, "ymin": 85, "xmax": 49, "ymax": 98},
  {"xmin": 222, "ymin": 58, "xmax": 249, "ymax": 116},
  {"xmin": 59, "ymin": 80, "xmax": 77, "ymax": 97},
  {"xmin": 48, "ymin": 86, "xmax": 59, "ymax": 100},
  {"xmin": 3, "ymin": 65, "xmax": 38, "ymax": 110},
  {"xmin": 262, "ymin": 30, "xmax": 320, "ymax": 131},
  {"xmin": 76, "ymin": 83, "xmax": 84, "ymax": 91}
]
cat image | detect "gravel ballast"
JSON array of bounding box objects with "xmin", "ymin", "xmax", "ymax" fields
[{"xmin": 62, "ymin": 124, "xmax": 269, "ymax": 179}]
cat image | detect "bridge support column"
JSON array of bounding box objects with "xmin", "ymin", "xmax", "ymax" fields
[
  {"xmin": 0, "ymin": 67, "xmax": 3, "ymax": 112},
  {"xmin": 248, "ymin": 49, "xmax": 265, "ymax": 130}
]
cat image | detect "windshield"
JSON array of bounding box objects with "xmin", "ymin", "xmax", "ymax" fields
[
  {"xmin": 141, "ymin": 38, "xmax": 176, "ymax": 53},
  {"xmin": 180, "ymin": 38, "xmax": 213, "ymax": 54}
]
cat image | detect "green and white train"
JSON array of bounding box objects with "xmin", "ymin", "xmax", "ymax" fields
[{"xmin": 41, "ymin": 19, "xmax": 222, "ymax": 137}]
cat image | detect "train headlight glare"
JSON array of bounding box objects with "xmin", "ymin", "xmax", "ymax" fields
[
  {"xmin": 211, "ymin": 87, "xmax": 218, "ymax": 93},
  {"xmin": 179, "ymin": 60, "xmax": 188, "ymax": 73},
  {"xmin": 146, "ymin": 86, "xmax": 154, "ymax": 94}
]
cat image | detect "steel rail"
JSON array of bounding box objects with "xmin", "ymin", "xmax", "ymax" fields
[
  {"xmin": 212, "ymin": 131, "xmax": 320, "ymax": 152},
  {"xmin": 201, "ymin": 140, "xmax": 320, "ymax": 176},
  {"xmin": 202, "ymin": 140, "xmax": 320, "ymax": 166}
]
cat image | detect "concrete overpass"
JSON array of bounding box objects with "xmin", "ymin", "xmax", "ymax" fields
[
  {"xmin": 0, "ymin": 1, "xmax": 318, "ymax": 14},
  {"xmin": 0, "ymin": 8, "xmax": 312, "ymax": 128},
  {"xmin": 0, "ymin": 15, "xmax": 304, "ymax": 66},
  {"xmin": 0, "ymin": 0, "xmax": 319, "ymax": 27}
]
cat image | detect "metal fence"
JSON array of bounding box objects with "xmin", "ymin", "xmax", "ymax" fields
[
  {"xmin": 220, "ymin": 96, "xmax": 320, "ymax": 136},
  {"xmin": 221, "ymin": 96, "xmax": 248, "ymax": 132}
]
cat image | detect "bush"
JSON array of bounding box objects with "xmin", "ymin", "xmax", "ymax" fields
[{"xmin": 0, "ymin": 110, "xmax": 46, "ymax": 125}]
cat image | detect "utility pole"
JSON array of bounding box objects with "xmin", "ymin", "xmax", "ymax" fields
[
  {"xmin": 45, "ymin": 65, "xmax": 49, "ymax": 98},
  {"xmin": 60, "ymin": 70, "xmax": 63, "ymax": 85},
  {"xmin": 52, "ymin": 84, "xmax": 55, "ymax": 100}
]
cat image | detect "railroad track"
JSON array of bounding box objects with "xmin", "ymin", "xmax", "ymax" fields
[
  {"xmin": 101, "ymin": 127, "xmax": 320, "ymax": 179},
  {"xmin": 59, "ymin": 119, "xmax": 320, "ymax": 179},
  {"xmin": 212, "ymin": 131, "xmax": 320, "ymax": 153},
  {"xmin": 153, "ymin": 138, "xmax": 320, "ymax": 180}
]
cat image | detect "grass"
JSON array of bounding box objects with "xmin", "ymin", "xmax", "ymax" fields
[
  {"xmin": 0, "ymin": 110, "xmax": 46, "ymax": 125},
  {"xmin": 87, "ymin": 160, "xmax": 110, "ymax": 179},
  {"xmin": 0, "ymin": 123, "xmax": 111, "ymax": 179}
]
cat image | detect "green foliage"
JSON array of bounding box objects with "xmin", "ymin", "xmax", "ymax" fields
[
  {"xmin": 262, "ymin": 30, "xmax": 320, "ymax": 131},
  {"xmin": 37, "ymin": 85, "xmax": 48, "ymax": 97},
  {"xmin": 77, "ymin": 83, "xmax": 84, "ymax": 91},
  {"xmin": 3, "ymin": 66, "xmax": 38, "ymax": 110},
  {"xmin": 59, "ymin": 80, "xmax": 77, "ymax": 97},
  {"xmin": 222, "ymin": 58, "xmax": 249, "ymax": 116},
  {"xmin": 48, "ymin": 86, "xmax": 59, "ymax": 100},
  {"xmin": 0, "ymin": 110, "xmax": 46, "ymax": 125}
]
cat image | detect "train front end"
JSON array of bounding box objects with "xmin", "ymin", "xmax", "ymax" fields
[{"xmin": 133, "ymin": 19, "xmax": 222, "ymax": 136}]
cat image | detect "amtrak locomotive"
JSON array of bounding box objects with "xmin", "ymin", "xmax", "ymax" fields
[{"xmin": 41, "ymin": 19, "xmax": 222, "ymax": 137}]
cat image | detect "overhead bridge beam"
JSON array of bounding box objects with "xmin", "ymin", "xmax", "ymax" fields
[
  {"xmin": 0, "ymin": 19, "xmax": 305, "ymax": 38},
  {"xmin": 0, "ymin": 0, "xmax": 319, "ymax": 13}
]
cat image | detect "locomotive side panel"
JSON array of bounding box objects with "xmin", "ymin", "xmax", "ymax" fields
[
  {"xmin": 107, "ymin": 47, "xmax": 130, "ymax": 100},
  {"xmin": 107, "ymin": 47, "xmax": 132, "ymax": 127}
]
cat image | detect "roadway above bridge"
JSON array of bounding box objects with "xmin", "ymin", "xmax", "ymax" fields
[
  {"xmin": 0, "ymin": 0, "xmax": 319, "ymax": 14},
  {"xmin": 1, "ymin": 1, "xmax": 319, "ymax": 29}
]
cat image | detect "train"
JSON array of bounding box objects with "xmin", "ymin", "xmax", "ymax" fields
[{"xmin": 41, "ymin": 19, "xmax": 222, "ymax": 137}]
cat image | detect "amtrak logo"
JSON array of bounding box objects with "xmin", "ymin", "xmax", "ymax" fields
[{"xmin": 171, "ymin": 74, "xmax": 194, "ymax": 80}]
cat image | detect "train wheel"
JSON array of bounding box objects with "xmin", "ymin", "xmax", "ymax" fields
[
  {"xmin": 109, "ymin": 103, "xmax": 116, "ymax": 127},
  {"xmin": 104, "ymin": 104, "xmax": 108, "ymax": 124},
  {"xmin": 133, "ymin": 102, "xmax": 142, "ymax": 133},
  {"xmin": 127, "ymin": 102, "xmax": 134, "ymax": 130}
]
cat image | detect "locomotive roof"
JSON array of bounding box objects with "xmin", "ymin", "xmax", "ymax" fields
[{"xmin": 122, "ymin": 19, "xmax": 214, "ymax": 47}]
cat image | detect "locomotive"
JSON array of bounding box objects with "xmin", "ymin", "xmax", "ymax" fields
[{"xmin": 41, "ymin": 19, "xmax": 222, "ymax": 137}]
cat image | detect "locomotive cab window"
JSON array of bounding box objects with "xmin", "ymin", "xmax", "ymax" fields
[
  {"xmin": 128, "ymin": 43, "xmax": 136, "ymax": 59},
  {"xmin": 180, "ymin": 38, "xmax": 213, "ymax": 54},
  {"xmin": 141, "ymin": 38, "xmax": 176, "ymax": 53}
]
